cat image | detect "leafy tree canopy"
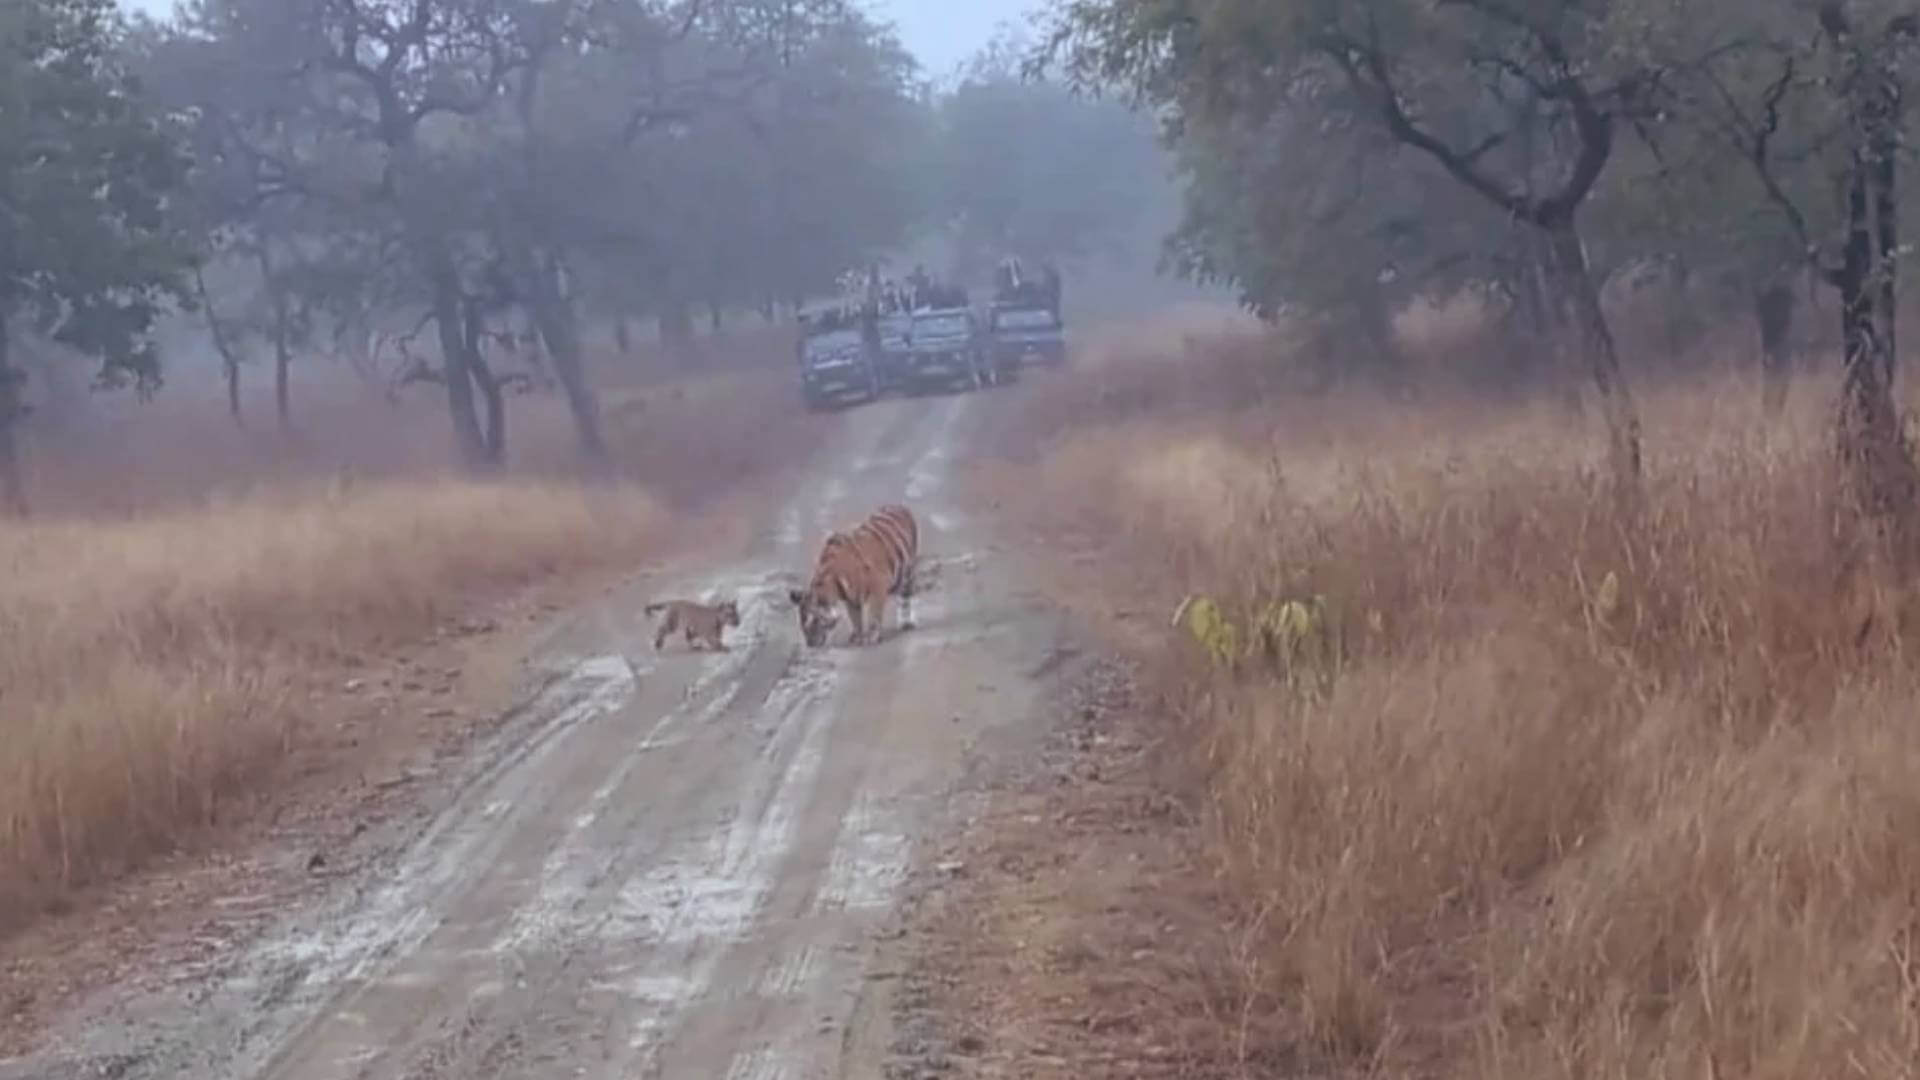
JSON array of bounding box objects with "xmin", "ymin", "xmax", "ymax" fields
[{"xmin": 0, "ymin": 0, "xmax": 197, "ymax": 394}]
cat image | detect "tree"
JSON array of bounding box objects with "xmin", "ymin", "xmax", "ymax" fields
[
  {"xmin": 931, "ymin": 41, "xmax": 1165, "ymax": 281},
  {"xmin": 551, "ymin": 0, "xmax": 922, "ymax": 354},
  {"xmin": 1670, "ymin": 2, "xmax": 1920, "ymax": 535},
  {"xmin": 181, "ymin": 201, "xmax": 331, "ymax": 433},
  {"xmin": 1045, "ymin": 0, "xmax": 1699, "ymax": 493},
  {"xmin": 1160, "ymin": 84, "xmax": 1514, "ymax": 384},
  {"xmin": 1574, "ymin": 107, "xmax": 1810, "ymax": 410},
  {"xmin": 158, "ymin": 0, "xmax": 533, "ymax": 468},
  {"xmin": 140, "ymin": 0, "xmax": 920, "ymax": 472},
  {"xmin": 0, "ymin": 0, "xmax": 197, "ymax": 513},
  {"xmin": 135, "ymin": 12, "xmax": 342, "ymax": 433}
]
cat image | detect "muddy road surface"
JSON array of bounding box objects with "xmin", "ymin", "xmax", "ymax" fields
[{"xmin": 3, "ymin": 389, "xmax": 1074, "ymax": 1080}]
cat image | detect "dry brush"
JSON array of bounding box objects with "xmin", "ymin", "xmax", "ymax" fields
[
  {"xmin": 0, "ymin": 339, "xmax": 829, "ymax": 934},
  {"xmin": 990, "ymin": 312, "xmax": 1920, "ymax": 1078},
  {"xmin": 0, "ymin": 480, "xmax": 660, "ymax": 929}
]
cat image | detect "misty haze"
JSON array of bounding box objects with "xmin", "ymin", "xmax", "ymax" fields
[{"xmin": 1, "ymin": 2, "xmax": 1917, "ymax": 1078}]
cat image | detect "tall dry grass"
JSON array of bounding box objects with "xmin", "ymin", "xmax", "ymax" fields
[
  {"xmin": 22, "ymin": 343, "xmax": 823, "ymax": 518},
  {"xmin": 0, "ymin": 331, "xmax": 825, "ymax": 932},
  {"xmin": 0, "ymin": 480, "xmax": 660, "ymax": 929},
  {"xmin": 999, "ymin": 316, "xmax": 1920, "ymax": 1078}
]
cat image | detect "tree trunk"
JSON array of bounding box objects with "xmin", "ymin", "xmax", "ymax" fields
[
  {"xmin": 427, "ymin": 248, "xmax": 490, "ymax": 469},
  {"xmin": 254, "ymin": 248, "xmax": 295, "ymax": 433},
  {"xmin": 1756, "ymin": 279, "xmax": 1796, "ymax": 416},
  {"xmin": 1353, "ymin": 283, "xmax": 1404, "ymax": 391},
  {"xmin": 473, "ymin": 362, "xmax": 507, "ymax": 465},
  {"xmin": 1545, "ymin": 219, "xmax": 1641, "ymax": 490},
  {"xmin": 272, "ymin": 295, "xmax": 293, "ymax": 432},
  {"xmin": 196, "ymin": 266, "xmax": 245, "ymax": 428},
  {"xmin": 523, "ymin": 253, "xmax": 608, "ymax": 468},
  {"xmin": 1663, "ymin": 256, "xmax": 1702, "ymax": 357},
  {"xmin": 274, "ymin": 335, "xmax": 291, "ymax": 431},
  {"xmin": 461, "ymin": 299, "xmax": 508, "ymax": 467},
  {"xmin": 659, "ymin": 299, "xmax": 699, "ymax": 366},
  {"xmin": 1835, "ymin": 266, "xmax": 1911, "ymax": 523},
  {"xmin": 1873, "ymin": 108, "xmax": 1899, "ymax": 390},
  {"xmin": 228, "ymin": 358, "xmax": 244, "ymax": 426},
  {"xmin": 1809, "ymin": 10, "xmax": 1920, "ymax": 558},
  {"xmin": 1501, "ymin": 253, "xmax": 1548, "ymax": 379},
  {"xmin": 0, "ymin": 309, "xmax": 26, "ymax": 516},
  {"xmin": 1528, "ymin": 226, "xmax": 1584, "ymax": 417},
  {"xmin": 1835, "ymin": 143, "xmax": 1916, "ymax": 529}
]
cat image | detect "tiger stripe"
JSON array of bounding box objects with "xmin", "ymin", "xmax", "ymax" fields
[{"xmin": 787, "ymin": 503, "xmax": 919, "ymax": 647}]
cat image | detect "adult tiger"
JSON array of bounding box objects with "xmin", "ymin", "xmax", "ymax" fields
[{"xmin": 787, "ymin": 503, "xmax": 919, "ymax": 647}]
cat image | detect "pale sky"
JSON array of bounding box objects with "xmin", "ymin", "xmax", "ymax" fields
[
  {"xmin": 121, "ymin": 0, "xmax": 1043, "ymax": 81},
  {"xmin": 874, "ymin": 0, "xmax": 1041, "ymax": 79}
]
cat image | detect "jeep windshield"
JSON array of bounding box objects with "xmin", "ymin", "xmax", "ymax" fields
[
  {"xmin": 911, "ymin": 313, "xmax": 970, "ymax": 340},
  {"xmin": 802, "ymin": 328, "xmax": 863, "ymax": 364},
  {"xmin": 994, "ymin": 308, "xmax": 1058, "ymax": 331}
]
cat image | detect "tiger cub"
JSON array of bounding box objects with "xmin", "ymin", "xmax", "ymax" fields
[
  {"xmin": 644, "ymin": 597, "xmax": 742, "ymax": 652},
  {"xmin": 787, "ymin": 503, "xmax": 919, "ymax": 647}
]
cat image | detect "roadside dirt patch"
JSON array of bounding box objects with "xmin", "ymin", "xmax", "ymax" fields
[
  {"xmin": 875, "ymin": 440, "xmax": 1311, "ymax": 1080},
  {"xmin": 888, "ymin": 622, "xmax": 1301, "ymax": 1080}
]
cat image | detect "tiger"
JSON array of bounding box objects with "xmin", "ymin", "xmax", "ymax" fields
[
  {"xmin": 787, "ymin": 503, "xmax": 919, "ymax": 647},
  {"xmin": 644, "ymin": 597, "xmax": 742, "ymax": 652}
]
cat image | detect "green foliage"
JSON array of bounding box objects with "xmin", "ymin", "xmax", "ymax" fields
[
  {"xmin": 156, "ymin": 0, "xmax": 925, "ymax": 335},
  {"xmin": 0, "ymin": 0, "xmax": 196, "ymax": 390},
  {"xmin": 1251, "ymin": 595, "xmax": 1335, "ymax": 689},
  {"xmin": 1175, "ymin": 592, "xmax": 1340, "ymax": 692},
  {"xmin": 1162, "ymin": 94, "xmax": 1509, "ymax": 364},
  {"xmin": 1042, "ymin": 0, "xmax": 1698, "ymax": 378},
  {"xmin": 1173, "ymin": 594, "xmax": 1241, "ymax": 668}
]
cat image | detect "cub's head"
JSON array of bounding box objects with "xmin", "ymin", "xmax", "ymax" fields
[
  {"xmin": 785, "ymin": 584, "xmax": 839, "ymax": 647},
  {"xmin": 718, "ymin": 598, "xmax": 742, "ymax": 628}
]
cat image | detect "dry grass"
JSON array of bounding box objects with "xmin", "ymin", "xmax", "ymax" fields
[
  {"xmin": 991, "ymin": 312, "xmax": 1920, "ymax": 1078},
  {"xmin": 23, "ymin": 346, "xmax": 824, "ymax": 518},
  {"xmin": 0, "ymin": 480, "xmax": 660, "ymax": 929},
  {"xmin": 598, "ymin": 365, "xmax": 831, "ymax": 509},
  {"xmin": 0, "ymin": 331, "xmax": 823, "ymax": 933}
]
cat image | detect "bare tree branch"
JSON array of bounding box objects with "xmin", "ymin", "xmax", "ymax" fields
[{"xmin": 1695, "ymin": 53, "xmax": 1834, "ymax": 281}]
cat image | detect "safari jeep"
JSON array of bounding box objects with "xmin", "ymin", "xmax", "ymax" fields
[
  {"xmin": 987, "ymin": 301, "xmax": 1066, "ymax": 368},
  {"xmin": 796, "ymin": 308, "xmax": 881, "ymax": 411},
  {"xmin": 903, "ymin": 306, "xmax": 1000, "ymax": 392}
]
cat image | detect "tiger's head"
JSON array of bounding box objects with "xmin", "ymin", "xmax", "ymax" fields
[
  {"xmin": 786, "ymin": 584, "xmax": 839, "ymax": 647},
  {"xmin": 718, "ymin": 598, "xmax": 742, "ymax": 628}
]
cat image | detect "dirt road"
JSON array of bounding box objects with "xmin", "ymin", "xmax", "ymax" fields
[{"xmin": 2, "ymin": 389, "xmax": 1075, "ymax": 1080}]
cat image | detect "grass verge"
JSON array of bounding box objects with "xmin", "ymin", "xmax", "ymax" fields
[
  {"xmin": 974, "ymin": 315, "xmax": 1920, "ymax": 1077},
  {"xmin": 2, "ymin": 334, "xmax": 830, "ymax": 937},
  {"xmin": 0, "ymin": 479, "xmax": 659, "ymax": 932}
]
